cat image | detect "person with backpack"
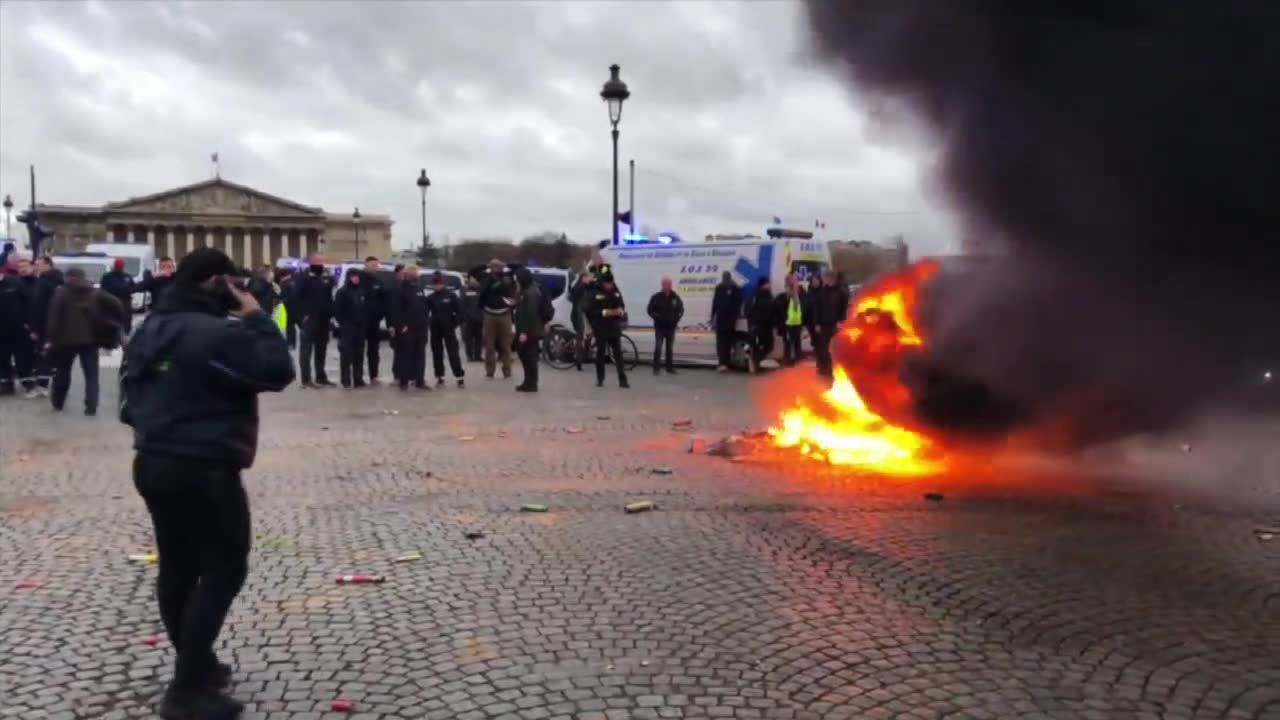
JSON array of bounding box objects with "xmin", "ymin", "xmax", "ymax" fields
[
  {"xmin": 425, "ymin": 271, "xmax": 465, "ymax": 388},
  {"xmin": 513, "ymin": 267, "xmax": 544, "ymax": 392},
  {"xmin": 43, "ymin": 267, "xmax": 125, "ymax": 415}
]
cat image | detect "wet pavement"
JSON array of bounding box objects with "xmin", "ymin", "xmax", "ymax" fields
[{"xmin": 2, "ymin": 354, "xmax": 1278, "ymax": 719}]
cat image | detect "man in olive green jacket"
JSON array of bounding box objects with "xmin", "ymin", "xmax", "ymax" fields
[{"xmin": 513, "ymin": 267, "xmax": 544, "ymax": 393}]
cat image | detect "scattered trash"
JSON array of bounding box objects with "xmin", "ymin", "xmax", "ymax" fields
[
  {"xmin": 1258, "ymin": 533, "xmax": 1275, "ymax": 542},
  {"xmin": 596, "ymin": 415, "xmax": 611, "ymax": 420},
  {"xmin": 459, "ymin": 435, "xmax": 476, "ymax": 442},
  {"xmin": 320, "ymin": 426, "xmax": 330, "ymax": 431},
  {"xmin": 625, "ymin": 501, "xmax": 656, "ymax": 514},
  {"xmin": 640, "ymin": 660, "xmax": 651, "ymax": 667},
  {"xmin": 394, "ymin": 552, "xmax": 423, "ymax": 563},
  {"xmin": 372, "ymin": 460, "xmax": 383, "ymax": 467},
  {"xmin": 497, "ymin": 431, "xmax": 509, "ymax": 438},
  {"xmin": 14, "ymin": 580, "xmax": 39, "ymax": 589},
  {"xmin": 651, "ymin": 466, "xmax": 674, "ymax": 475},
  {"xmin": 1180, "ymin": 443, "xmax": 1193, "ymax": 453},
  {"xmin": 464, "ymin": 531, "xmax": 486, "ymax": 541},
  {"xmin": 1255, "ymin": 525, "xmax": 1280, "ymax": 535},
  {"xmin": 127, "ymin": 553, "xmax": 158, "ymax": 564},
  {"xmin": 707, "ymin": 435, "xmax": 758, "ymax": 458},
  {"xmin": 330, "ymin": 699, "xmax": 354, "ymax": 712},
  {"xmin": 741, "ymin": 429, "xmax": 770, "ymax": 439},
  {"xmin": 924, "ymin": 492, "xmax": 945, "ymax": 502},
  {"xmin": 257, "ymin": 535, "xmax": 290, "ymax": 550},
  {"xmin": 606, "ymin": 664, "xmax": 615, "ymax": 671},
  {"xmin": 142, "ymin": 636, "xmax": 161, "ymax": 646},
  {"xmin": 688, "ymin": 437, "xmax": 707, "ymax": 454},
  {"xmin": 521, "ymin": 504, "xmax": 549, "ymax": 513},
  {"xmin": 335, "ymin": 574, "xmax": 386, "ymax": 585},
  {"xmin": 564, "ymin": 426, "xmax": 584, "ymax": 434},
  {"xmin": 672, "ymin": 418, "xmax": 693, "ymax": 427},
  {"xmin": 16, "ymin": 454, "xmax": 29, "ymax": 463},
  {"xmin": 381, "ymin": 409, "xmax": 400, "ymax": 416}
]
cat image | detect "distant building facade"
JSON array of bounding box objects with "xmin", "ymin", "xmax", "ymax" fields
[{"xmin": 33, "ymin": 177, "xmax": 392, "ymax": 267}]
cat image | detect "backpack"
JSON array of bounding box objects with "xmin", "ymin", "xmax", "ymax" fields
[{"xmin": 537, "ymin": 285, "xmax": 555, "ymax": 325}]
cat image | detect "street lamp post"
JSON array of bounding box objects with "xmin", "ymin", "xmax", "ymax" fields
[
  {"xmin": 352, "ymin": 207, "xmax": 362, "ymax": 259},
  {"xmin": 600, "ymin": 64, "xmax": 630, "ymax": 246},
  {"xmin": 2, "ymin": 194, "xmax": 12, "ymax": 242},
  {"xmin": 416, "ymin": 169, "xmax": 431, "ymax": 254}
]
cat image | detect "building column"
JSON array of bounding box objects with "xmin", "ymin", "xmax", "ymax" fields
[
  {"xmin": 162, "ymin": 227, "xmax": 173, "ymax": 258},
  {"xmin": 145, "ymin": 226, "xmax": 155, "ymax": 247},
  {"xmin": 126, "ymin": 227, "xmax": 135, "ymax": 244},
  {"xmin": 186, "ymin": 228, "xmax": 196, "ymax": 257}
]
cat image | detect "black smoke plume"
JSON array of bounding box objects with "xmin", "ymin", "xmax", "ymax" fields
[{"xmin": 807, "ymin": 0, "xmax": 1280, "ymax": 447}]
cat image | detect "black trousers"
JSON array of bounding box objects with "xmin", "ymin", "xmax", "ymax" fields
[
  {"xmin": 652, "ymin": 326, "xmax": 675, "ymax": 371},
  {"xmin": 338, "ymin": 330, "xmax": 366, "ymax": 387},
  {"xmin": 364, "ymin": 323, "xmax": 382, "ymax": 380},
  {"xmin": 462, "ymin": 319, "xmax": 483, "ymax": 361},
  {"xmin": 715, "ymin": 326, "xmax": 735, "ymax": 368},
  {"xmin": 50, "ymin": 344, "xmax": 99, "ymax": 411},
  {"xmin": 815, "ymin": 324, "xmax": 836, "ymax": 377},
  {"xmin": 517, "ymin": 336, "xmax": 539, "ymax": 390},
  {"xmin": 400, "ymin": 333, "xmax": 427, "ymax": 386},
  {"xmin": 431, "ymin": 327, "xmax": 466, "ymax": 380},
  {"xmin": 595, "ymin": 335, "xmax": 628, "ymax": 385},
  {"xmin": 285, "ymin": 319, "xmax": 297, "ymax": 349},
  {"xmin": 751, "ymin": 325, "xmax": 774, "ymax": 368},
  {"xmin": 134, "ymin": 452, "xmax": 250, "ymax": 690},
  {"xmin": 298, "ymin": 325, "xmax": 330, "ymax": 384},
  {"xmin": 0, "ymin": 333, "xmax": 34, "ymax": 391},
  {"xmin": 782, "ymin": 326, "xmax": 803, "ymax": 365}
]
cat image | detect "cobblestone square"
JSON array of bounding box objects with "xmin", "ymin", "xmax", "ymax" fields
[{"xmin": 2, "ymin": 360, "xmax": 1278, "ymax": 719}]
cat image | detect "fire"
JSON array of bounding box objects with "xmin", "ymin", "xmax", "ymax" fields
[{"xmin": 768, "ymin": 260, "xmax": 945, "ymax": 475}]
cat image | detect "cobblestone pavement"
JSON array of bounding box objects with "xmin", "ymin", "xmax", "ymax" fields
[{"xmin": 2, "ymin": 353, "xmax": 1278, "ymax": 720}]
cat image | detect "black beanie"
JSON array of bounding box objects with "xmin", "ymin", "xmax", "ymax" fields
[{"xmin": 175, "ymin": 247, "xmax": 238, "ymax": 287}]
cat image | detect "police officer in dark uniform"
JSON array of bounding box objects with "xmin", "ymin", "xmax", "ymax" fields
[
  {"xmin": 290, "ymin": 254, "xmax": 336, "ymax": 387},
  {"xmin": 389, "ymin": 265, "xmax": 431, "ymax": 391},
  {"xmin": 425, "ymin": 271, "xmax": 465, "ymax": 387},
  {"xmin": 360, "ymin": 256, "xmax": 388, "ymax": 383},
  {"xmin": 333, "ymin": 268, "xmax": 367, "ymax": 388},
  {"xmin": 746, "ymin": 277, "xmax": 775, "ymax": 373},
  {"xmin": 586, "ymin": 268, "xmax": 629, "ymax": 389}
]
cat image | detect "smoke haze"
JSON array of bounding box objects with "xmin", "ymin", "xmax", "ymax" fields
[{"xmin": 806, "ymin": 0, "xmax": 1280, "ymax": 446}]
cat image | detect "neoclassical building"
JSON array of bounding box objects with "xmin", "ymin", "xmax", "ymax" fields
[{"xmin": 34, "ymin": 177, "xmax": 393, "ymax": 267}]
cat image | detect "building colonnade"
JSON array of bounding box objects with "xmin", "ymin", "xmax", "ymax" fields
[{"xmin": 103, "ymin": 223, "xmax": 323, "ymax": 267}]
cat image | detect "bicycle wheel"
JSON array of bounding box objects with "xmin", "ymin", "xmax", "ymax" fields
[
  {"xmin": 619, "ymin": 333, "xmax": 640, "ymax": 371},
  {"xmin": 543, "ymin": 328, "xmax": 578, "ymax": 370}
]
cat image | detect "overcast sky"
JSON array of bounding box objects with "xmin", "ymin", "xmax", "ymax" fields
[{"xmin": 0, "ymin": 0, "xmax": 958, "ymax": 254}]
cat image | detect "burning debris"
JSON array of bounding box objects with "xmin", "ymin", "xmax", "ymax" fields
[{"xmin": 800, "ymin": 0, "xmax": 1280, "ymax": 450}]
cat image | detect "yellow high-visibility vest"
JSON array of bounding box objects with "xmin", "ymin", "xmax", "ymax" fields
[
  {"xmin": 786, "ymin": 295, "xmax": 803, "ymax": 326},
  {"xmin": 273, "ymin": 303, "xmax": 288, "ymax": 332}
]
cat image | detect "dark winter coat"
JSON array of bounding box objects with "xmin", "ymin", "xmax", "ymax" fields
[
  {"xmin": 45, "ymin": 275, "xmax": 125, "ymax": 349},
  {"xmin": 99, "ymin": 269, "xmax": 136, "ymax": 309},
  {"xmin": 646, "ymin": 290, "xmax": 684, "ymax": 329},
  {"xmin": 747, "ymin": 289, "xmax": 775, "ymax": 330},
  {"xmin": 390, "ymin": 279, "xmax": 430, "ymax": 337},
  {"xmin": 362, "ymin": 273, "xmax": 388, "ymax": 326},
  {"xmin": 333, "ymin": 278, "xmax": 368, "ymax": 337},
  {"xmin": 514, "ymin": 283, "xmax": 545, "ymax": 339},
  {"xmin": 425, "ymin": 287, "xmax": 462, "ymax": 332},
  {"xmin": 30, "ymin": 269, "xmax": 63, "ymax": 338},
  {"xmin": 812, "ymin": 285, "xmax": 847, "ymax": 327},
  {"xmin": 587, "ymin": 286, "xmax": 627, "ymax": 339},
  {"xmin": 135, "ymin": 272, "xmax": 174, "ymax": 308},
  {"xmin": 0, "ymin": 274, "xmax": 30, "ymax": 337},
  {"xmin": 290, "ymin": 269, "xmax": 335, "ymax": 332},
  {"xmin": 121, "ymin": 285, "xmax": 295, "ymax": 469},
  {"xmin": 710, "ymin": 282, "xmax": 743, "ymax": 329}
]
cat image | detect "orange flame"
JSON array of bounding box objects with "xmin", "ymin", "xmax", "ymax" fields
[{"xmin": 768, "ymin": 260, "xmax": 945, "ymax": 476}]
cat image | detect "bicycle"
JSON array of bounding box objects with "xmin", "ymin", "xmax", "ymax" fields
[{"xmin": 543, "ymin": 326, "xmax": 639, "ymax": 371}]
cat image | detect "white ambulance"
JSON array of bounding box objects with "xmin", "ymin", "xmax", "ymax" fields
[
  {"xmin": 85, "ymin": 242, "xmax": 155, "ymax": 312},
  {"xmin": 599, "ymin": 228, "xmax": 832, "ymax": 369}
]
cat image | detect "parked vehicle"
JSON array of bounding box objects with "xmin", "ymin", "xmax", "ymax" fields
[
  {"xmin": 50, "ymin": 251, "xmax": 115, "ymax": 287},
  {"xmin": 599, "ymin": 228, "xmax": 833, "ymax": 369}
]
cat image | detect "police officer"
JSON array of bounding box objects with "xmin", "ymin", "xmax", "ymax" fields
[
  {"xmin": 710, "ymin": 271, "xmax": 743, "ymax": 372},
  {"xmin": 0, "ymin": 262, "xmax": 31, "ymax": 396},
  {"xmin": 587, "ymin": 269, "xmax": 629, "ymax": 388},
  {"xmin": 291, "ymin": 254, "xmax": 336, "ymax": 388},
  {"xmin": 333, "ymin": 268, "xmax": 367, "ymax": 388},
  {"xmin": 361, "ymin": 256, "xmax": 388, "ymax": 383},
  {"xmin": 390, "ymin": 265, "xmax": 431, "ymax": 391},
  {"xmin": 425, "ymin": 271, "xmax": 465, "ymax": 387},
  {"xmin": 99, "ymin": 258, "xmax": 136, "ymax": 333},
  {"xmin": 746, "ymin": 277, "xmax": 775, "ymax": 373},
  {"xmin": 513, "ymin": 267, "xmax": 544, "ymax": 392},
  {"xmin": 812, "ymin": 269, "xmax": 846, "ymax": 378},
  {"xmin": 29, "ymin": 256, "xmax": 63, "ymax": 394},
  {"xmin": 122, "ymin": 247, "xmax": 294, "ymax": 720}
]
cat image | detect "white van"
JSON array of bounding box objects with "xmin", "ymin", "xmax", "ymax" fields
[
  {"xmin": 600, "ymin": 229, "xmax": 832, "ymax": 370},
  {"xmin": 51, "ymin": 252, "xmax": 115, "ymax": 289},
  {"xmin": 85, "ymin": 243, "xmax": 155, "ymax": 312}
]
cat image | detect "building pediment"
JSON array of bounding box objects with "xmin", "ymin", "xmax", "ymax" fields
[{"xmin": 106, "ymin": 178, "xmax": 324, "ymax": 219}]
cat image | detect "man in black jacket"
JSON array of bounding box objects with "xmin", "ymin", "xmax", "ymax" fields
[
  {"xmin": 568, "ymin": 271, "xmax": 595, "ymax": 371},
  {"xmin": 291, "ymin": 254, "xmax": 335, "ymax": 388},
  {"xmin": 29, "ymin": 257, "xmax": 63, "ymax": 392},
  {"xmin": 746, "ymin": 277, "xmax": 775, "ymax": 373},
  {"xmin": 121, "ymin": 247, "xmax": 294, "ymax": 720},
  {"xmin": 134, "ymin": 256, "xmax": 176, "ymax": 310},
  {"xmin": 460, "ymin": 274, "xmax": 483, "ymax": 362},
  {"xmin": 513, "ymin": 267, "xmax": 544, "ymax": 392},
  {"xmin": 645, "ymin": 276, "xmax": 683, "ymax": 375},
  {"xmin": 587, "ymin": 270, "xmax": 629, "ymax": 388},
  {"xmin": 812, "ymin": 269, "xmax": 847, "ymax": 378},
  {"xmin": 247, "ymin": 264, "xmax": 279, "ymax": 315},
  {"xmin": 333, "ymin": 269, "xmax": 367, "ymax": 388},
  {"xmin": 710, "ymin": 271, "xmax": 743, "ymax": 372},
  {"xmin": 425, "ymin": 271, "xmax": 465, "ymax": 387},
  {"xmin": 0, "ymin": 263, "xmax": 31, "ymax": 397},
  {"xmin": 390, "ymin": 265, "xmax": 431, "ymax": 390},
  {"xmin": 360, "ymin": 256, "xmax": 388, "ymax": 382},
  {"xmin": 100, "ymin": 258, "xmax": 137, "ymax": 333}
]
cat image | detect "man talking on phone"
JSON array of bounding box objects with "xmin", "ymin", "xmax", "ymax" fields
[{"xmin": 121, "ymin": 247, "xmax": 295, "ymax": 719}]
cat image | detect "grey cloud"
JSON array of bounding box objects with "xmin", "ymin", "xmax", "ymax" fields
[{"xmin": 1, "ymin": 0, "xmax": 957, "ymax": 253}]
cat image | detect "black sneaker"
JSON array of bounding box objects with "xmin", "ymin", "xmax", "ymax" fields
[
  {"xmin": 665, "ymin": 368, "xmax": 678, "ymax": 375},
  {"xmin": 316, "ymin": 379, "xmax": 336, "ymax": 387},
  {"xmin": 515, "ymin": 385, "xmax": 536, "ymax": 393},
  {"xmin": 157, "ymin": 686, "xmax": 244, "ymax": 720},
  {"xmin": 210, "ymin": 662, "xmax": 233, "ymax": 689},
  {"xmin": 300, "ymin": 381, "xmax": 315, "ymax": 389},
  {"xmin": 502, "ymin": 368, "xmax": 512, "ymax": 379},
  {"xmin": 436, "ymin": 378, "xmax": 445, "ymax": 387},
  {"xmin": 457, "ymin": 378, "xmax": 465, "ymax": 388},
  {"xmin": 596, "ymin": 380, "xmax": 604, "ymax": 388},
  {"xmin": 619, "ymin": 380, "xmax": 631, "ymax": 389},
  {"xmin": 353, "ymin": 382, "xmax": 367, "ymax": 388},
  {"xmin": 84, "ymin": 408, "xmax": 97, "ymax": 416}
]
